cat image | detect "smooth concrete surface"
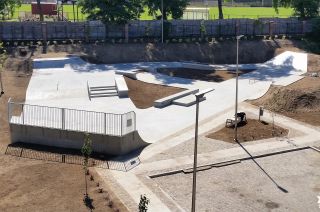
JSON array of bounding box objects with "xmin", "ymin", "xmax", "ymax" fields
[{"xmin": 24, "ymin": 51, "xmax": 307, "ymax": 144}]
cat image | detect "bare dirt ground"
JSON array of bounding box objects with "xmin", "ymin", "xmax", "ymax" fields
[
  {"xmin": 0, "ymin": 54, "xmax": 127, "ymax": 212},
  {"xmin": 157, "ymin": 68, "xmax": 254, "ymax": 82},
  {"xmin": 249, "ymin": 77, "xmax": 320, "ymax": 126},
  {"xmin": 0, "ymin": 155, "xmax": 127, "ymax": 212},
  {"xmin": 207, "ymin": 119, "xmax": 288, "ymax": 143},
  {"xmin": 124, "ymin": 76, "xmax": 185, "ymax": 109}
]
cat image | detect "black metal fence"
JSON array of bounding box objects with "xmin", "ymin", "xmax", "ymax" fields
[
  {"xmin": 0, "ymin": 18, "xmax": 312, "ymax": 42},
  {"xmin": 5, "ymin": 145, "xmax": 141, "ymax": 171}
]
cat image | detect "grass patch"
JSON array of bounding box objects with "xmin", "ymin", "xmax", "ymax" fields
[{"xmin": 10, "ymin": 5, "xmax": 294, "ymax": 21}]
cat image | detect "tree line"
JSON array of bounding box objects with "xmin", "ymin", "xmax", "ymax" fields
[{"xmin": 1, "ymin": 0, "xmax": 319, "ymax": 23}]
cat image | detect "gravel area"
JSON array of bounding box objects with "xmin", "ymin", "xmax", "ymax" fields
[
  {"xmin": 153, "ymin": 148, "xmax": 320, "ymax": 211},
  {"xmin": 147, "ymin": 133, "xmax": 290, "ymax": 163}
]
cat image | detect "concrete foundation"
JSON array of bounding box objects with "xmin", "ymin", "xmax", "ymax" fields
[{"xmin": 10, "ymin": 124, "xmax": 148, "ymax": 155}]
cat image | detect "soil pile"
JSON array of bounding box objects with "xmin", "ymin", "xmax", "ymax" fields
[
  {"xmin": 207, "ymin": 119, "xmax": 288, "ymax": 143},
  {"xmin": 264, "ymin": 89, "xmax": 320, "ymax": 113}
]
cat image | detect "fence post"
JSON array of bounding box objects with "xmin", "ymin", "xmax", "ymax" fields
[
  {"xmin": 269, "ymin": 21, "xmax": 274, "ymax": 37},
  {"xmin": 41, "ymin": 22, "xmax": 47, "ymax": 53},
  {"xmin": 125, "ymin": 24, "xmax": 129, "ymax": 43},
  {"xmin": 302, "ymin": 21, "xmax": 306, "ymax": 34},
  {"xmin": 84, "ymin": 22, "xmax": 89, "ymax": 42},
  {"xmin": 120, "ymin": 114, "xmax": 123, "ymax": 136},
  {"xmin": 104, "ymin": 113, "xmax": 106, "ymax": 135},
  {"xmin": 21, "ymin": 104, "xmax": 24, "ymax": 125},
  {"xmin": 61, "ymin": 108, "xmax": 65, "ymax": 130},
  {"xmin": 7, "ymin": 98, "xmax": 12, "ymax": 123}
]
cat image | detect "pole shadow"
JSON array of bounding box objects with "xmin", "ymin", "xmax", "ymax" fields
[{"xmin": 235, "ymin": 139, "xmax": 288, "ymax": 193}]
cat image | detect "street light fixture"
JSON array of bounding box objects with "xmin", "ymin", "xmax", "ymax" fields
[
  {"xmin": 191, "ymin": 88, "xmax": 214, "ymax": 212},
  {"xmin": 234, "ymin": 35, "xmax": 244, "ymax": 143}
]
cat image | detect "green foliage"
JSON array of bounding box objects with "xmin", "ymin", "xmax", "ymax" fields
[
  {"xmin": 200, "ymin": 20, "xmax": 207, "ymax": 37},
  {"xmin": 138, "ymin": 194, "xmax": 150, "ymax": 212},
  {"xmin": 144, "ymin": 0, "xmax": 190, "ymax": 20},
  {"xmin": 81, "ymin": 133, "xmax": 92, "ymax": 169},
  {"xmin": 0, "ymin": 0, "xmax": 21, "ymax": 18},
  {"xmin": 273, "ymin": 0, "xmax": 320, "ymax": 18},
  {"xmin": 78, "ymin": 0, "xmax": 144, "ymax": 24}
]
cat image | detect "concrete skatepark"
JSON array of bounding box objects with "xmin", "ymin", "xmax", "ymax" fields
[
  {"xmin": 7, "ymin": 50, "xmax": 320, "ymax": 211},
  {"xmin": 9, "ymin": 51, "xmax": 307, "ymax": 151}
]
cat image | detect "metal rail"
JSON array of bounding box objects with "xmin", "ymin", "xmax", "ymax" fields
[{"xmin": 8, "ymin": 98, "xmax": 136, "ymax": 136}]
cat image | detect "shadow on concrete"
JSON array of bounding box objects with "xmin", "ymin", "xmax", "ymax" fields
[{"xmin": 235, "ymin": 140, "xmax": 289, "ymax": 193}]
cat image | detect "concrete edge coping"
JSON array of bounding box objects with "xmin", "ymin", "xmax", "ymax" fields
[{"xmin": 148, "ymin": 146, "xmax": 310, "ymax": 179}]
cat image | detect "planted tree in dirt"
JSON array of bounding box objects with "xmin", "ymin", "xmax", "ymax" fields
[
  {"xmin": 138, "ymin": 194, "xmax": 150, "ymax": 212},
  {"xmin": 81, "ymin": 133, "xmax": 93, "ymax": 197},
  {"xmin": 0, "ymin": 42, "xmax": 7, "ymax": 95}
]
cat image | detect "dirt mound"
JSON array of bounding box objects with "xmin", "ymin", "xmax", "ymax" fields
[
  {"xmin": 264, "ymin": 89, "xmax": 320, "ymax": 112},
  {"xmin": 4, "ymin": 57, "xmax": 33, "ymax": 74}
]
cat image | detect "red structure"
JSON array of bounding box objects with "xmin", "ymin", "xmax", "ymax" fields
[{"xmin": 31, "ymin": 2, "xmax": 57, "ymax": 15}]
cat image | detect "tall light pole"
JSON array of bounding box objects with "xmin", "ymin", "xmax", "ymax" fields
[
  {"xmin": 234, "ymin": 35, "xmax": 244, "ymax": 143},
  {"xmin": 191, "ymin": 88, "xmax": 214, "ymax": 212},
  {"xmin": 161, "ymin": 0, "xmax": 164, "ymax": 43}
]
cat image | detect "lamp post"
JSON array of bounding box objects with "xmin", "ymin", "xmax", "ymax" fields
[
  {"xmin": 191, "ymin": 88, "xmax": 214, "ymax": 212},
  {"xmin": 234, "ymin": 35, "xmax": 244, "ymax": 143},
  {"xmin": 161, "ymin": 0, "xmax": 164, "ymax": 43}
]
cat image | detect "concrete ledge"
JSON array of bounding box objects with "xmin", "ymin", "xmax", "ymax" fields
[
  {"xmin": 154, "ymin": 89, "xmax": 199, "ymax": 108},
  {"xmin": 181, "ymin": 62, "xmax": 213, "ymax": 71},
  {"xmin": 115, "ymin": 75, "xmax": 129, "ymax": 98},
  {"xmin": 115, "ymin": 70, "xmax": 138, "ymax": 80}
]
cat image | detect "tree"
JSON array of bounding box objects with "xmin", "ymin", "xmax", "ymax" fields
[
  {"xmin": 138, "ymin": 194, "xmax": 150, "ymax": 212},
  {"xmin": 144, "ymin": 0, "xmax": 190, "ymax": 20},
  {"xmin": 36, "ymin": 0, "xmax": 44, "ymax": 21},
  {"xmin": 78, "ymin": 0, "xmax": 144, "ymax": 24},
  {"xmin": 273, "ymin": 0, "xmax": 320, "ymax": 19},
  {"xmin": 0, "ymin": 0, "xmax": 22, "ymax": 19},
  {"xmin": 217, "ymin": 0, "xmax": 224, "ymax": 19},
  {"xmin": 81, "ymin": 133, "xmax": 93, "ymax": 197}
]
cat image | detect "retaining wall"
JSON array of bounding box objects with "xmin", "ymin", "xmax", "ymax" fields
[{"xmin": 10, "ymin": 124, "xmax": 148, "ymax": 155}]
